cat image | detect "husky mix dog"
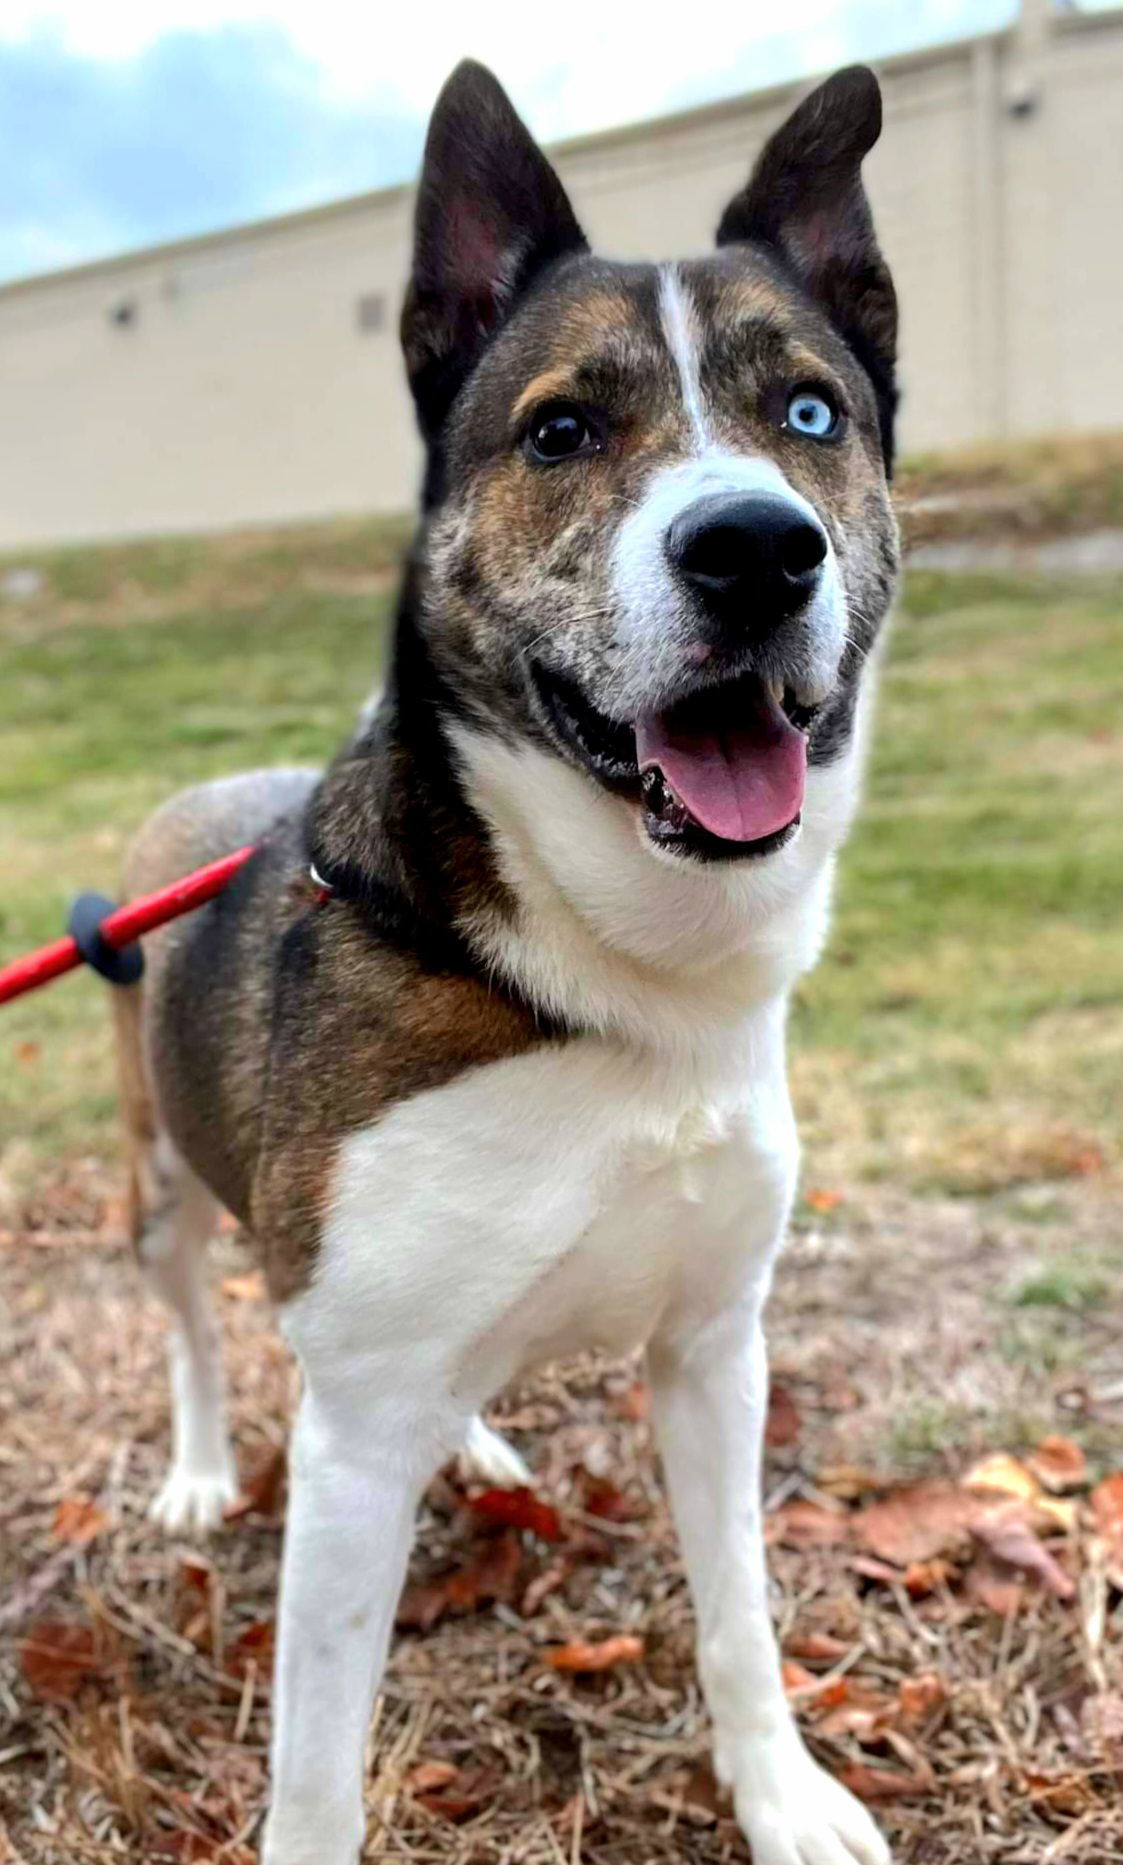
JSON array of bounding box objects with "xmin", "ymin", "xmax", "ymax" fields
[{"xmin": 114, "ymin": 59, "xmax": 900, "ymax": 1865}]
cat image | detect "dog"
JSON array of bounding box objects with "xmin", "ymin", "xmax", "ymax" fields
[{"xmin": 113, "ymin": 57, "xmax": 900, "ymax": 1865}]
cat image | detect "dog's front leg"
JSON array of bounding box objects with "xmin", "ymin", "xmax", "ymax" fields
[
  {"xmin": 649, "ymin": 1300, "xmax": 890, "ymax": 1865},
  {"xmin": 261, "ymin": 1372, "xmax": 456, "ymax": 1865}
]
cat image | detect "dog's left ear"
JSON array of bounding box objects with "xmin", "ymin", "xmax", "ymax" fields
[
  {"xmin": 717, "ymin": 66, "xmax": 897, "ymax": 469},
  {"xmin": 402, "ymin": 60, "xmax": 588, "ymax": 448}
]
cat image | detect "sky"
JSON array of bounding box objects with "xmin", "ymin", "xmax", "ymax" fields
[{"xmin": 0, "ymin": 0, "xmax": 1039, "ymax": 285}]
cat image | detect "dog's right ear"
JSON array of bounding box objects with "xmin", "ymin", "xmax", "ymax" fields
[{"xmin": 402, "ymin": 61, "xmax": 588, "ymax": 447}]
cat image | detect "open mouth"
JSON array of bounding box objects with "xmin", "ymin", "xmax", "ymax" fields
[{"xmin": 529, "ymin": 661, "xmax": 818, "ymax": 861}]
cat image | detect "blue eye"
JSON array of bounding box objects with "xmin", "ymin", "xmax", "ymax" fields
[{"xmin": 786, "ymin": 389, "xmax": 839, "ymax": 439}]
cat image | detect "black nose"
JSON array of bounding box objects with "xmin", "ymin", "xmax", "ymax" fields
[{"xmin": 666, "ymin": 492, "xmax": 828, "ymax": 636}]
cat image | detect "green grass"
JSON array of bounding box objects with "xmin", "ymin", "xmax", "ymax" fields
[{"xmin": 1, "ymin": 538, "xmax": 1121, "ymax": 1192}]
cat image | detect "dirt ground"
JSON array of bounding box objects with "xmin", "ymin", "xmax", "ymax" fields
[{"xmin": 3, "ymin": 1164, "xmax": 1123, "ymax": 1864}]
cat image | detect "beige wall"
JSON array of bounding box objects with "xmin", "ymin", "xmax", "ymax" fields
[{"xmin": 1, "ymin": 4, "xmax": 1121, "ymax": 547}]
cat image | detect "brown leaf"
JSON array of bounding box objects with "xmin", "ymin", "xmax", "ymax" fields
[
  {"xmin": 407, "ymin": 1761, "xmax": 460, "ymax": 1795},
  {"xmin": 971, "ymin": 1503, "xmax": 1075, "ymax": 1600},
  {"xmin": 765, "ymin": 1381, "xmax": 802, "ymax": 1448},
  {"xmin": 898, "ymin": 1673, "xmax": 948, "ymax": 1727},
  {"xmin": 903, "ymin": 1558, "xmax": 957, "ymax": 1597},
  {"xmin": 1028, "ymin": 1435, "xmax": 1088, "ymax": 1494},
  {"xmin": 781, "ymin": 1660, "xmax": 819, "ymax": 1696},
  {"xmin": 20, "ymin": 1618, "xmax": 100, "ymax": 1702},
  {"xmin": 582, "ymin": 1479, "xmax": 644, "ymax": 1523},
  {"xmin": 767, "ymin": 1499, "xmax": 850, "ymax": 1548},
  {"xmin": 411, "ymin": 1762, "xmax": 503, "ymax": 1823},
  {"xmin": 1092, "ymin": 1472, "xmax": 1123, "ymax": 1538},
  {"xmin": 225, "ymin": 1446, "xmax": 285, "ymax": 1522},
  {"xmin": 837, "ymin": 1762, "xmax": 930, "ymax": 1803},
  {"xmin": 52, "ymin": 1494, "xmax": 109, "ymax": 1546},
  {"xmin": 806, "ymin": 1188, "xmax": 844, "ymax": 1213},
  {"xmin": 964, "ymin": 1453, "xmax": 1076, "ymax": 1532},
  {"xmin": 816, "ymin": 1682, "xmax": 897, "ymax": 1742},
  {"xmin": 397, "ymin": 1532, "xmax": 522, "ymax": 1631},
  {"xmin": 466, "ymin": 1486, "xmax": 563, "ymax": 1542},
  {"xmin": 228, "ymin": 1619, "xmax": 274, "ymax": 1677},
  {"xmin": 546, "ymin": 1633, "xmax": 644, "ymax": 1673},
  {"xmin": 964, "ymin": 1554, "xmax": 1025, "ymax": 1617},
  {"xmin": 14, "ymin": 1041, "xmax": 40, "ymax": 1066},
  {"xmin": 784, "ymin": 1631, "xmax": 853, "ymax": 1664},
  {"xmin": 854, "ymin": 1482, "xmax": 977, "ymax": 1565}
]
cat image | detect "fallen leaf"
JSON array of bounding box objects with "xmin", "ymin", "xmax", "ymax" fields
[
  {"xmin": 20, "ymin": 1618, "xmax": 100, "ymax": 1701},
  {"xmin": 1091, "ymin": 1473, "xmax": 1123, "ymax": 1539},
  {"xmin": 806, "ymin": 1188, "xmax": 844, "ymax": 1213},
  {"xmin": 817, "ymin": 1682, "xmax": 897, "ymax": 1742},
  {"xmin": 767, "ymin": 1499, "xmax": 851, "ymax": 1548},
  {"xmin": 837, "ymin": 1762, "xmax": 930, "ymax": 1803},
  {"xmin": 781, "ymin": 1660, "xmax": 819, "ymax": 1696},
  {"xmin": 971, "ymin": 1503, "xmax": 1075, "ymax": 1600},
  {"xmin": 411, "ymin": 1762, "xmax": 503, "ymax": 1823},
  {"xmin": 546, "ymin": 1634, "xmax": 644, "ymax": 1673},
  {"xmin": 14, "ymin": 1041, "xmax": 40, "ymax": 1066},
  {"xmin": 1022, "ymin": 1770, "xmax": 1097, "ymax": 1815},
  {"xmin": 964, "ymin": 1554, "xmax": 1025, "ymax": 1617},
  {"xmin": 784, "ymin": 1631, "xmax": 853, "ymax": 1664},
  {"xmin": 898, "ymin": 1673, "xmax": 948, "ymax": 1727},
  {"xmin": 965, "ymin": 1452, "xmax": 1075, "ymax": 1533},
  {"xmin": 221, "ymin": 1271, "xmax": 266, "ymax": 1301},
  {"xmin": 964, "ymin": 1453, "xmax": 1042, "ymax": 1506},
  {"xmin": 582, "ymin": 1479, "xmax": 643, "ymax": 1523},
  {"xmin": 407, "ymin": 1761, "xmax": 460, "ymax": 1795},
  {"xmin": 851, "ymin": 1554, "xmax": 910, "ymax": 1588},
  {"xmin": 397, "ymin": 1532, "xmax": 522, "ymax": 1631},
  {"xmin": 180, "ymin": 1556, "xmax": 214, "ymax": 1594},
  {"xmin": 225, "ymin": 1446, "xmax": 285, "ymax": 1522},
  {"xmin": 765, "ymin": 1381, "xmax": 802, "ymax": 1448},
  {"xmin": 903, "ymin": 1558, "xmax": 957, "ymax": 1597},
  {"xmin": 854, "ymin": 1483, "xmax": 977, "ymax": 1565},
  {"xmin": 466, "ymin": 1486, "xmax": 563, "ymax": 1542},
  {"xmin": 228, "ymin": 1620, "xmax": 274, "ymax": 1677},
  {"xmin": 1028, "ymin": 1435, "xmax": 1088, "ymax": 1494},
  {"xmin": 52, "ymin": 1494, "xmax": 109, "ymax": 1547}
]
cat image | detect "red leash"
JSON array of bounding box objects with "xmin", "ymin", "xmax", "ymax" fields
[{"xmin": 0, "ymin": 845, "xmax": 256, "ymax": 1008}]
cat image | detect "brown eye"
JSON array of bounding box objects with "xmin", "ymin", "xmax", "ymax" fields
[{"xmin": 527, "ymin": 402, "xmax": 598, "ymax": 464}]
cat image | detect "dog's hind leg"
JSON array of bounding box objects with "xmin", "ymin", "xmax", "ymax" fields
[{"xmin": 113, "ymin": 988, "xmax": 238, "ymax": 1534}]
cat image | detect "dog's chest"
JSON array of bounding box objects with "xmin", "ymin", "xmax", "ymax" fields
[{"xmin": 311, "ymin": 1025, "xmax": 796, "ymax": 1397}]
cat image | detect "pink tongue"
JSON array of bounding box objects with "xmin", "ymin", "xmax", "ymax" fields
[{"xmin": 635, "ymin": 680, "xmax": 807, "ymax": 844}]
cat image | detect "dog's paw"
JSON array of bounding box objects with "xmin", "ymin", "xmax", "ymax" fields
[
  {"xmin": 149, "ymin": 1463, "xmax": 238, "ymax": 1535},
  {"xmin": 458, "ymin": 1416, "xmax": 532, "ymax": 1489},
  {"xmin": 726, "ymin": 1737, "xmax": 891, "ymax": 1865}
]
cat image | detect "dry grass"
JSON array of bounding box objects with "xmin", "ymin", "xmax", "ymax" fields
[
  {"xmin": 4, "ymin": 1167, "xmax": 1123, "ymax": 1863},
  {"xmin": 897, "ymin": 432, "xmax": 1123, "ymax": 550}
]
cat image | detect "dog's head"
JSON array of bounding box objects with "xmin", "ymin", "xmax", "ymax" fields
[{"xmin": 401, "ymin": 60, "xmax": 899, "ymax": 870}]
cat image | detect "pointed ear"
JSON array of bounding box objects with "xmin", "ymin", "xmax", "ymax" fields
[
  {"xmin": 717, "ymin": 66, "xmax": 898, "ymax": 468},
  {"xmin": 402, "ymin": 60, "xmax": 588, "ymax": 445}
]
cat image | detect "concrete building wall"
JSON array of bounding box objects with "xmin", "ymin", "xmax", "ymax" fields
[{"xmin": 0, "ymin": 2, "xmax": 1120, "ymax": 547}]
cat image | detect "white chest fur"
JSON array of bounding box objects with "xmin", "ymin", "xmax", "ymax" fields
[{"xmin": 288, "ymin": 1006, "xmax": 798, "ymax": 1414}]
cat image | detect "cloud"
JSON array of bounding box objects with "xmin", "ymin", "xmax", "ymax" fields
[{"xmin": 0, "ymin": 23, "xmax": 423, "ymax": 283}]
